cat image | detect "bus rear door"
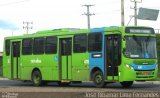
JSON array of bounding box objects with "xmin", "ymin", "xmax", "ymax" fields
[
  {"xmin": 59, "ymin": 38, "xmax": 72, "ymax": 80},
  {"xmin": 11, "ymin": 41, "xmax": 21, "ymax": 79},
  {"xmin": 105, "ymin": 34, "xmax": 121, "ymax": 81}
]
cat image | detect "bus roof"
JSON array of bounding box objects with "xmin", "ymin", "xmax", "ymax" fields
[
  {"xmin": 4, "ymin": 28, "xmax": 89, "ymax": 40},
  {"xmin": 4, "ymin": 26, "xmax": 154, "ymax": 40}
]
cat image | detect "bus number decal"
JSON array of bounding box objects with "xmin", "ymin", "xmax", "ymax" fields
[
  {"xmin": 54, "ymin": 56, "xmax": 58, "ymax": 61},
  {"xmin": 138, "ymin": 66, "xmax": 142, "ymax": 69}
]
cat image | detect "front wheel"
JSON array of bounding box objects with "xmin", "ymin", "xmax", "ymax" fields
[
  {"xmin": 32, "ymin": 70, "xmax": 43, "ymax": 86},
  {"xmin": 120, "ymin": 81, "xmax": 133, "ymax": 88},
  {"xmin": 93, "ymin": 70, "xmax": 106, "ymax": 88}
]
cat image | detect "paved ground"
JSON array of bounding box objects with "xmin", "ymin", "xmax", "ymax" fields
[{"xmin": 0, "ymin": 79, "xmax": 160, "ymax": 98}]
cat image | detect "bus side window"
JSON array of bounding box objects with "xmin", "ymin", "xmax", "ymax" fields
[
  {"xmin": 74, "ymin": 34, "xmax": 87, "ymax": 53},
  {"xmin": 45, "ymin": 36, "xmax": 57, "ymax": 54},
  {"xmin": 88, "ymin": 33, "xmax": 102, "ymax": 52},
  {"xmin": 33, "ymin": 37, "xmax": 45, "ymax": 54},
  {"xmin": 22, "ymin": 38, "xmax": 33, "ymax": 55},
  {"xmin": 5, "ymin": 40, "xmax": 10, "ymax": 56}
]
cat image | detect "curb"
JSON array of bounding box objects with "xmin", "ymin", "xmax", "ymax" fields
[
  {"xmin": 145, "ymin": 81, "xmax": 160, "ymax": 84},
  {"xmin": 135, "ymin": 81, "xmax": 160, "ymax": 84},
  {"xmin": 0, "ymin": 78, "xmax": 8, "ymax": 80}
]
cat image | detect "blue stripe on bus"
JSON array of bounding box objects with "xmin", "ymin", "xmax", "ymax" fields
[
  {"xmin": 89, "ymin": 52, "xmax": 104, "ymax": 73},
  {"xmin": 130, "ymin": 64, "xmax": 156, "ymax": 70},
  {"xmin": 89, "ymin": 28, "xmax": 105, "ymax": 74},
  {"xmin": 90, "ymin": 28, "xmax": 104, "ymax": 33}
]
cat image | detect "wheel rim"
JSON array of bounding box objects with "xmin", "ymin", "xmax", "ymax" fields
[
  {"xmin": 95, "ymin": 74, "xmax": 102, "ymax": 84},
  {"xmin": 33, "ymin": 75, "xmax": 40, "ymax": 84}
]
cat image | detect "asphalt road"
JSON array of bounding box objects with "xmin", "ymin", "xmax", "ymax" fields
[{"xmin": 0, "ymin": 80, "xmax": 160, "ymax": 98}]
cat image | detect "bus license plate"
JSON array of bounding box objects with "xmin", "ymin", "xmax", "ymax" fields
[{"xmin": 143, "ymin": 72, "xmax": 149, "ymax": 75}]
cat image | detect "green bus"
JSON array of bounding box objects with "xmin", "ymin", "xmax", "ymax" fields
[{"xmin": 3, "ymin": 26, "xmax": 158, "ymax": 88}]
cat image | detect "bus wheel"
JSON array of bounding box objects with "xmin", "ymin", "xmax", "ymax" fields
[
  {"xmin": 120, "ymin": 81, "xmax": 133, "ymax": 88},
  {"xmin": 32, "ymin": 70, "xmax": 43, "ymax": 86},
  {"xmin": 93, "ymin": 70, "xmax": 105, "ymax": 88}
]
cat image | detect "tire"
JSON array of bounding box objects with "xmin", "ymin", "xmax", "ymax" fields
[
  {"xmin": 93, "ymin": 70, "xmax": 106, "ymax": 88},
  {"xmin": 32, "ymin": 70, "xmax": 43, "ymax": 86},
  {"xmin": 120, "ymin": 81, "xmax": 133, "ymax": 88}
]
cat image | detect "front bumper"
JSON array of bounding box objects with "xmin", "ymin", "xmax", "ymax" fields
[{"xmin": 119, "ymin": 65, "xmax": 158, "ymax": 82}]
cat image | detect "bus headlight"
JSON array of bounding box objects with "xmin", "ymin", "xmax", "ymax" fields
[
  {"xmin": 130, "ymin": 66, "xmax": 134, "ymax": 70},
  {"xmin": 126, "ymin": 64, "xmax": 129, "ymax": 68},
  {"xmin": 126, "ymin": 64, "xmax": 134, "ymax": 70}
]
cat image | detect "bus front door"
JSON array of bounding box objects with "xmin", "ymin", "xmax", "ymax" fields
[
  {"xmin": 105, "ymin": 34, "xmax": 121, "ymax": 81},
  {"xmin": 59, "ymin": 38, "xmax": 72, "ymax": 80},
  {"xmin": 11, "ymin": 41, "xmax": 21, "ymax": 79}
]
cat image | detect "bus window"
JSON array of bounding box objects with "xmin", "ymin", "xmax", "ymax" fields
[
  {"xmin": 88, "ymin": 33, "xmax": 102, "ymax": 52},
  {"xmin": 22, "ymin": 38, "xmax": 33, "ymax": 55},
  {"xmin": 5, "ymin": 40, "xmax": 10, "ymax": 56},
  {"xmin": 12, "ymin": 42, "xmax": 20, "ymax": 57},
  {"xmin": 33, "ymin": 37, "xmax": 45, "ymax": 54},
  {"xmin": 60, "ymin": 38, "xmax": 72, "ymax": 56},
  {"xmin": 45, "ymin": 36, "xmax": 57, "ymax": 54},
  {"xmin": 74, "ymin": 34, "xmax": 87, "ymax": 53}
]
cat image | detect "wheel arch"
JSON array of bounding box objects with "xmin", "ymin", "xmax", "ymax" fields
[
  {"xmin": 90, "ymin": 67, "xmax": 103, "ymax": 80},
  {"xmin": 31, "ymin": 67, "xmax": 42, "ymax": 79}
]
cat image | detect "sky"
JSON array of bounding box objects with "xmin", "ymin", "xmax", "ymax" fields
[{"xmin": 0, "ymin": 0, "xmax": 160, "ymax": 51}]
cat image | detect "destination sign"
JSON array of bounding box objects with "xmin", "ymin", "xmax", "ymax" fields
[{"xmin": 125, "ymin": 27, "xmax": 155, "ymax": 34}]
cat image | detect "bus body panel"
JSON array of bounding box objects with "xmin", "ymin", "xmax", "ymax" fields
[
  {"xmin": 72, "ymin": 53, "xmax": 89, "ymax": 81},
  {"xmin": 20, "ymin": 54, "xmax": 59, "ymax": 80},
  {"xmin": 2, "ymin": 27, "xmax": 158, "ymax": 86}
]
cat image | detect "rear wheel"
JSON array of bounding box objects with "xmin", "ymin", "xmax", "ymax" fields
[
  {"xmin": 93, "ymin": 70, "xmax": 106, "ymax": 88},
  {"xmin": 120, "ymin": 81, "xmax": 133, "ymax": 88},
  {"xmin": 32, "ymin": 70, "xmax": 43, "ymax": 86}
]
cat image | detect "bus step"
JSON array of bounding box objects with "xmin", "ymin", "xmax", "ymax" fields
[{"xmin": 61, "ymin": 80, "xmax": 70, "ymax": 83}]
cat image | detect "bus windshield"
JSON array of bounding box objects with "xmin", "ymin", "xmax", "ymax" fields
[{"xmin": 124, "ymin": 36, "xmax": 157, "ymax": 59}]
